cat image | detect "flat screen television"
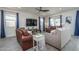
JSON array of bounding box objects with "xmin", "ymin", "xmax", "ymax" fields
[{"xmin": 26, "ymin": 19, "xmax": 37, "ymax": 26}]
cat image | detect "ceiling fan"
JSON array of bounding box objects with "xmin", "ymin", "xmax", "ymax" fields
[{"xmin": 36, "ymin": 7, "xmax": 49, "ymax": 12}]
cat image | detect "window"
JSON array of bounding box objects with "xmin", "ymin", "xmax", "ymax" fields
[
  {"xmin": 5, "ymin": 14, "xmax": 16, "ymax": 27},
  {"xmin": 40, "ymin": 17, "xmax": 44, "ymax": 31},
  {"xmin": 50, "ymin": 18, "xmax": 60, "ymax": 26},
  {"xmin": 55, "ymin": 19, "xmax": 60, "ymax": 26},
  {"xmin": 50, "ymin": 18, "xmax": 55, "ymax": 26}
]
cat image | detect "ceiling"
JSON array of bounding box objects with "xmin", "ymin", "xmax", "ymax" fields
[{"xmin": 2, "ymin": 7, "xmax": 79, "ymax": 16}]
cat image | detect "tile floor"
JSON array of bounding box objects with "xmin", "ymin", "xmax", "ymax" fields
[
  {"xmin": 0, "ymin": 36, "xmax": 79, "ymax": 51},
  {"xmin": 61, "ymin": 36, "xmax": 79, "ymax": 51}
]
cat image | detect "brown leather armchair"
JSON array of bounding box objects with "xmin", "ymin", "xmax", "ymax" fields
[{"xmin": 16, "ymin": 28, "xmax": 35, "ymax": 51}]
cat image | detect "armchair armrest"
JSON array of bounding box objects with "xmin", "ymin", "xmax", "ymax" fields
[{"xmin": 21, "ymin": 35, "xmax": 33, "ymax": 42}]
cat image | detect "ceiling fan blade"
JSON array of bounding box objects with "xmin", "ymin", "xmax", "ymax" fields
[
  {"xmin": 42, "ymin": 10, "xmax": 49, "ymax": 12},
  {"xmin": 35, "ymin": 7, "xmax": 49, "ymax": 12}
]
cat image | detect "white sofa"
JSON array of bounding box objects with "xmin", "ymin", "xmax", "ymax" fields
[{"xmin": 45, "ymin": 25, "xmax": 71, "ymax": 50}]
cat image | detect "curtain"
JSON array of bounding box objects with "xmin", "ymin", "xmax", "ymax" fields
[
  {"xmin": 1, "ymin": 10, "xmax": 6, "ymax": 38},
  {"xmin": 60, "ymin": 15, "xmax": 62, "ymax": 26},
  {"xmin": 74, "ymin": 11, "xmax": 79, "ymax": 36},
  {"xmin": 49, "ymin": 17, "xmax": 51, "ymax": 27},
  {"xmin": 43, "ymin": 17, "xmax": 45, "ymax": 31},
  {"xmin": 16, "ymin": 13, "xmax": 19, "ymax": 29},
  {"xmin": 39, "ymin": 17, "xmax": 41, "ymax": 32}
]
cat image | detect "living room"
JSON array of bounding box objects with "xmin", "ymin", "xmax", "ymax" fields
[{"xmin": 0, "ymin": 7, "xmax": 79, "ymax": 51}]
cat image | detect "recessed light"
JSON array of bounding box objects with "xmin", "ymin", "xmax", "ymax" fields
[
  {"xmin": 17, "ymin": 7, "xmax": 21, "ymax": 8},
  {"xmin": 59, "ymin": 8, "xmax": 62, "ymax": 10}
]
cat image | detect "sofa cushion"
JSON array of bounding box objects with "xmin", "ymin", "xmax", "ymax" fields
[
  {"xmin": 50, "ymin": 30, "xmax": 56, "ymax": 34},
  {"xmin": 50, "ymin": 26, "xmax": 56, "ymax": 29}
]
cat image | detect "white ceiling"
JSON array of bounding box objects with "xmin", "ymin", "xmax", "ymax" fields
[{"xmin": 1, "ymin": 7, "xmax": 79, "ymax": 16}]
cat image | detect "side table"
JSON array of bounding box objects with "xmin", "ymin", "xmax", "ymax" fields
[{"xmin": 33, "ymin": 34, "xmax": 45, "ymax": 51}]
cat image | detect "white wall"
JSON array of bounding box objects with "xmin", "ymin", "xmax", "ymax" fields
[
  {"xmin": 45, "ymin": 9, "xmax": 77, "ymax": 35},
  {"xmin": 61, "ymin": 10, "xmax": 76, "ymax": 35},
  {"xmin": 19, "ymin": 12, "xmax": 38, "ymax": 29}
]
